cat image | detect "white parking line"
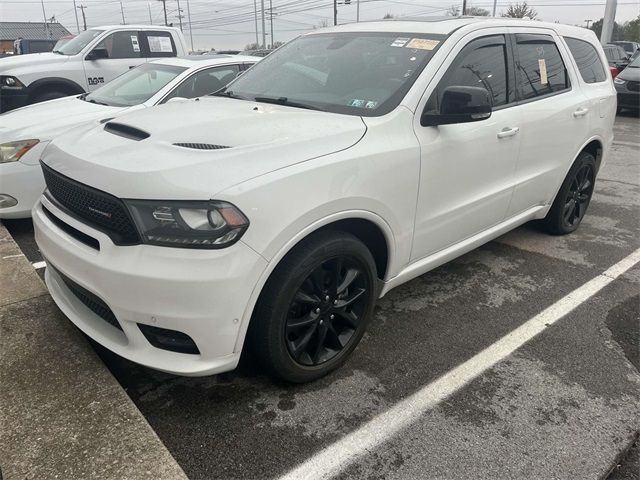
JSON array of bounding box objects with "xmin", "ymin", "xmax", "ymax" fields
[
  {"xmin": 279, "ymin": 248, "xmax": 640, "ymax": 480},
  {"xmin": 2, "ymin": 254, "xmax": 24, "ymax": 259},
  {"xmin": 32, "ymin": 261, "xmax": 46, "ymax": 270}
]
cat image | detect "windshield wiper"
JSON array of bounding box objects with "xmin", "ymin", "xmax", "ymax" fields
[
  {"xmin": 253, "ymin": 96, "xmax": 324, "ymax": 111},
  {"xmin": 212, "ymin": 89, "xmax": 251, "ymax": 100},
  {"xmin": 85, "ymin": 97, "xmax": 109, "ymax": 106},
  {"xmin": 52, "ymin": 49, "xmax": 64, "ymax": 55}
]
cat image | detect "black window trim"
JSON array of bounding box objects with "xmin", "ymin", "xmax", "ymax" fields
[
  {"xmin": 562, "ymin": 35, "xmax": 608, "ymax": 85},
  {"xmin": 509, "ymin": 32, "xmax": 573, "ymax": 106},
  {"xmin": 140, "ymin": 30, "xmax": 178, "ymax": 58},
  {"xmin": 84, "ymin": 28, "xmax": 145, "ymax": 61},
  {"xmin": 158, "ymin": 62, "xmax": 244, "ymax": 104}
]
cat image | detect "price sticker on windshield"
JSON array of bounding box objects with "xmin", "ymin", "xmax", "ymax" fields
[
  {"xmin": 131, "ymin": 35, "xmax": 140, "ymax": 52},
  {"xmin": 391, "ymin": 38, "xmax": 410, "ymax": 47},
  {"xmin": 405, "ymin": 38, "xmax": 440, "ymax": 51},
  {"xmin": 538, "ymin": 58, "xmax": 548, "ymax": 85}
]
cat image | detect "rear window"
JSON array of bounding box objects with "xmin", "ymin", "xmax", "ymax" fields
[
  {"xmin": 514, "ymin": 34, "xmax": 570, "ymax": 101},
  {"xmin": 564, "ymin": 37, "xmax": 607, "ymax": 84},
  {"xmin": 142, "ymin": 31, "xmax": 177, "ymax": 58}
]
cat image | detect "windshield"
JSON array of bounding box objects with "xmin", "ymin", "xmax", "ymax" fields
[
  {"xmin": 55, "ymin": 29, "xmax": 104, "ymax": 55},
  {"xmin": 84, "ymin": 63, "xmax": 186, "ymax": 107},
  {"xmin": 223, "ymin": 32, "xmax": 445, "ymax": 116},
  {"xmin": 630, "ymin": 55, "xmax": 640, "ymax": 67}
]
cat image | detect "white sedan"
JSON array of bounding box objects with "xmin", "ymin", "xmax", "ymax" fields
[{"xmin": 0, "ymin": 54, "xmax": 259, "ymax": 218}]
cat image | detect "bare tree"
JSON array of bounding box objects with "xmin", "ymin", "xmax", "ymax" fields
[
  {"xmin": 501, "ymin": 2, "xmax": 538, "ymax": 19},
  {"xmin": 446, "ymin": 5, "xmax": 460, "ymax": 16},
  {"xmin": 466, "ymin": 6, "xmax": 490, "ymax": 16},
  {"xmin": 244, "ymin": 42, "xmax": 260, "ymax": 50},
  {"xmin": 383, "ymin": 12, "xmax": 394, "ymax": 19}
]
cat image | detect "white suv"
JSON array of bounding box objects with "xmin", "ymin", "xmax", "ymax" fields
[{"xmin": 34, "ymin": 18, "xmax": 615, "ymax": 382}]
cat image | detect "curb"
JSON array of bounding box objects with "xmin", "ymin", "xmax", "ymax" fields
[{"xmin": 0, "ymin": 221, "xmax": 188, "ymax": 480}]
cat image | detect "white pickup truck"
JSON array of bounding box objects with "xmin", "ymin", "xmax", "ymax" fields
[{"xmin": 0, "ymin": 25, "xmax": 187, "ymax": 112}]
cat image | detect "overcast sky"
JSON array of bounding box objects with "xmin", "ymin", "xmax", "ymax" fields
[{"xmin": 1, "ymin": 0, "xmax": 638, "ymax": 50}]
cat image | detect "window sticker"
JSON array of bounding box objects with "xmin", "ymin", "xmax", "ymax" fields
[
  {"xmin": 131, "ymin": 35, "xmax": 140, "ymax": 52},
  {"xmin": 349, "ymin": 99, "xmax": 366, "ymax": 107},
  {"xmin": 538, "ymin": 58, "xmax": 548, "ymax": 85},
  {"xmin": 391, "ymin": 37, "xmax": 410, "ymax": 48},
  {"xmin": 365, "ymin": 101, "xmax": 378, "ymax": 109},
  {"xmin": 148, "ymin": 35, "xmax": 173, "ymax": 53},
  {"xmin": 405, "ymin": 38, "xmax": 439, "ymax": 51}
]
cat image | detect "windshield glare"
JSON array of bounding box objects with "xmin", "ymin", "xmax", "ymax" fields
[
  {"xmin": 56, "ymin": 29, "xmax": 104, "ymax": 55},
  {"xmin": 225, "ymin": 32, "xmax": 445, "ymax": 116},
  {"xmin": 84, "ymin": 63, "xmax": 186, "ymax": 107}
]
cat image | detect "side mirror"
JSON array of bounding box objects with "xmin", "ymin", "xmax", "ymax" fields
[
  {"xmin": 421, "ymin": 86, "xmax": 492, "ymax": 127},
  {"xmin": 85, "ymin": 48, "xmax": 109, "ymax": 61}
]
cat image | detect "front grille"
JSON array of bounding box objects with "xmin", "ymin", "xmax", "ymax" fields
[
  {"xmin": 627, "ymin": 80, "xmax": 640, "ymax": 92},
  {"xmin": 173, "ymin": 143, "xmax": 230, "ymax": 150},
  {"xmin": 42, "ymin": 206, "xmax": 100, "ymax": 250},
  {"xmin": 50, "ymin": 264, "xmax": 122, "ymax": 331},
  {"xmin": 41, "ymin": 162, "xmax": 140, "ymax": 245}
]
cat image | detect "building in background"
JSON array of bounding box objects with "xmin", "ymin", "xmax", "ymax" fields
[{"xmin": 0, "ymin": 21, "xmax": 71, "ymax": 54}]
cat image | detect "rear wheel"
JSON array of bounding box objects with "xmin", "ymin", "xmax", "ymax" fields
[
  {"xmin": 249, "ymin": 231, "xmax": 377, "ymax": 383},
  {"xmin": 541, "ymin": 151, "xmax": 596, "ymax": 235}
]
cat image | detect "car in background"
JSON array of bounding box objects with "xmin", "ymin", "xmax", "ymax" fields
[
  {"xmin": 610, "ymin": 40, "xmax": 639, "ymax": 57},
  {"xmin": 614, "ymin": 53, "xmax": 640, "ymax": 112},
  {"xmin": 0, "ymin": 25, "xmax": 188, "ymax": 113},
  {"xmin": 0, "ymin": 55, "xmax": 259, "ymax": 218},
  {"xmin": 33, "ymin": 18, "xmax": 614, "ymax": 382},
  {"xmin": 604, "ymin": 44, "xmax": 630, "ymax": 78}
]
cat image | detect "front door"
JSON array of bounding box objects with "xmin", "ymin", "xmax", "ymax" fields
[
  {"xmin": 83, "ymin": 30, "xmax": 146, "ymax": 92},
  {"xmin": 411, "ymin": 33, "xmax": 521, "ymax": 261}
]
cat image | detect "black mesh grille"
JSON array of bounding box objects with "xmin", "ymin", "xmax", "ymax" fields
[
  {"xmin": 627, "ymin": 80, "xmax": 639, "ymax": 92},
  {"xmin": 50, "ymin": 264, "xmax": 122, "ymax": 331},
  {"xmin": 173, "ymin": 143, "xmax": 230, "ymax": 150},
  {"xmin": 41, "ymin": 162, "xmax": 140, "ymax": 245}
]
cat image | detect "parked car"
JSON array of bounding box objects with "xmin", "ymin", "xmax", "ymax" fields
[
  {"xmin": 0, "ymin": 55, "xmax": 259, "ymax": 218},
  {"xmin": 34, "ymin": 18, "xmax": 615, "ymax": 382},
  {"xmin": 0, "ymin": 25, "xmax": 188, "ymax": 113},
  {"xmin": 13, "ymin": 38, "xmax": 58, "ymax": 55},
  {"xmin": 242, "ymin": 48, "xmax": 274, "ymax": 57},
  {"xmin": 610, "ymin": 40, "xmax": 640, "ymax": 57},
  {"xmin": 614, "ymin": 53, "xmax": 640, "ymax": 112},
  {"xmin": 603, "ymin": 44, "xmax": 630, "ymax": 77}
]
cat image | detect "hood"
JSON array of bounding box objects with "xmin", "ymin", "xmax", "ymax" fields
[
  {"xmin": 42, "ymin": 96, "xmax": 367, "ymax": 199},
  {"xmin": 618, "ymin": 65, "xmax": 640, "ymax": 82},
  {"xmin": 0, "ymin": 96, "xmax": 127, "ymax": 145},
  {"xmin": 0, "ymin": 52, "xmax": 70, "ymax": 76}
]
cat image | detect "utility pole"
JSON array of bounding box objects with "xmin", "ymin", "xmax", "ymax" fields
[
  {"xmin": 253, "ymin": 0, "xmax": 259, "ymax": 47},
  {"xmin": 462, "ymin": 0, "xmax": 467, "ymax": 15},
  {"xmin": 600, "ymin": 0, "xmax": 617, "ymax": 44},
  {"xmin": 333, "ymin": 0, "xmax": 337, "ymax": 25},
  {"xmin": 269, "ymin": 0, "xmax": 274, "ymax": 48},
  {"xmin": 77, "ymin": 4, "xmax": 87, "ymax": 31},
  {"xmin": 120, "ymin": 1, "xmax": 126, "ymax": 24},
  {"xmin": 492, "ymin": 0, "xmax": 497, "ymax": 16},
  {"xmin": 356, "ymin": 0, "xmax": 360, "ymax": 21},
  {"xmin": 148, "ymin": 3, "xmax": 153, "ymax": 24},
  {"xmin": 158, "ymin": 0, "xmax": 168, "ymax": 26},
  {"xmin": 176, "ymin": 0, "xmax": 183, "ymax": 31},
  {"xmin": 186, "ymin": 0, "xmax": 194, "ymax": 52},
  {"xmin": 40, "ymin": 0, "xmax": 51, "ymax": 38},
  {"xmin": 72, "ymin": 0, "xmax": 81, "ymax": 33},
  {"xmin": 584, "ymin": 19, "xmax": 592, "ymax": 28},
  {"xmin": 261, "ymin": 0, "xmax": 266, "ymax": 48}
]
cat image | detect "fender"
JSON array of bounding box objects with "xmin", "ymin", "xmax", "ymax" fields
[
  {"xmin": 27, "ymin": 77, "xmax": 86, "ymax": 97},
  {"xmin": 232, "ymin": 209, "xmax": 396, "ymax": 353}
]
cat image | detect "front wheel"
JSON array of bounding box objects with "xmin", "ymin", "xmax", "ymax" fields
[
  {"xmin": 541, "ymin": 151, "xmax": 596, "ymax": 235},
  {"xmin": 249, "ymin": 231, "xmax": 377, "ymax": 383}
]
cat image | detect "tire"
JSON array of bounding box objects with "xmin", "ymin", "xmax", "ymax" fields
[
  {"xmin": 31, "ymin": 90, "xmax": 69, "ymax": 104},
  {"xmin": 541, "ymin": 151, "xmax": 596, "ymax": 235},
  {"xmin": 249, "ymin": 230, "xmax": 377, "ymax": 383}
]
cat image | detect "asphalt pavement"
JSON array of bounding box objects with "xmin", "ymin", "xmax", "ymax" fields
[{"xmin": 3, "ymin": 113, "xmax": 639, "ymax": 480}]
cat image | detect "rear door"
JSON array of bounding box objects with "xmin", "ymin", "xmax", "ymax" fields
[
  {"xmin": 83, "ymin": 30, "xmax": 146, "ymax": 91},
  {"xmin": 505, "ymin": 29, "xmax": 590, "ymax": 216}
]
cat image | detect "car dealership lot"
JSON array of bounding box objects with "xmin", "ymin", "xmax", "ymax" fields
[{"xmin": 3, "ymin": 113, "xmax": 639, "ymax": 479}]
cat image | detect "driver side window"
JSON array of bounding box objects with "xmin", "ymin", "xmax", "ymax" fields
[
  {"xmin": 94, "ymin": 31, "xmax": 142, "ymax": 59},
  {"xmin": 164, "ymin": 65, "xmax": 240, "ymax": 101},
  {"xmin": 428, "ymin": 35, "xmax": 511, "ymax": 112}
]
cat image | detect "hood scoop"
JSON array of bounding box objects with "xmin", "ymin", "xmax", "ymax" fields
[
  {"xmin": 104, "ymin": 122, "xmax": 150, "ymax": 141},
  {"xmin": 173, "ymin": 143, "xmax": 230, "ymax": 150}
]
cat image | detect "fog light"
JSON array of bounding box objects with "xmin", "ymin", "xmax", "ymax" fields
[
  {"xmin": 138, "ymin": 323, "xmax": 200, "ymax": 354},
  {"xmin": 0, "ymin": 194, "xmax": 18, "ymax": 208}
]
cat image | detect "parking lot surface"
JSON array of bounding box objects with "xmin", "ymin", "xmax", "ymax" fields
[{"xmin": 3, "ymin": 114, "xmax": 639, "ymax": 479}]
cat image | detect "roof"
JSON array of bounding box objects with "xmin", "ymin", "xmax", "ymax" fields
[
  {"xmin": 149, "ymin": 54, "xmax": 262, "ymax": 69},
  {"xmin": 0, "ymin": 21, "xmax": 71, "ymax": 41}
]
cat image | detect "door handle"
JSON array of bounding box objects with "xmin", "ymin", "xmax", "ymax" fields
[
  {"xmin": 497, "ymin": 127, "xmax": 520, "ymax": 139},
  {"xmin": 573, "ymin": 107, "xmax": 589, "ymax": 118}
]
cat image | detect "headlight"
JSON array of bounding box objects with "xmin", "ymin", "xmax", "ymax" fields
[
  {"xmin": 126, "ymin": 199, "xmax": 249, "ymax": 249},
  {"xmin": 614, "ymin": 77, "xmax": 626, "ymax": 85},
  {"xmin": 0, "ymin": 76, "xmax": 25, "ymax": 89},
  {"xmin": 0, "ymin": 139, "xmax": 39, "ymax": 163}
]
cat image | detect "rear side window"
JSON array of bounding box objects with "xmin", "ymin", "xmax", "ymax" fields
[
  {"xmin": 432, "ymin": 35, "xmax": 511, "ymax": 108},
  {"xmin": 95, "ymin": 30, "xmax": 142, "ymax": 59},
  {"xmin": 142, "ymin": 31, "xmax": 177, "ymax": 57},
  {"xmin": 514, "ymin": 34, "xmax": 570, "ymax": 101},
  {"xmin": 564, "ymin": 37, "xmax": 607, "ymax": 83}
]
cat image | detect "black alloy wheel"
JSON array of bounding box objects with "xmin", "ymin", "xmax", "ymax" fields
[{"xmin": 285, "ymin": 256, "xmax": 369, "ymax": 366}]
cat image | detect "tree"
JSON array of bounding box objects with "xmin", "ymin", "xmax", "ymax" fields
[
  {"xmin": 589, "ymin": 18, "xmax": 625, "ymax": 42},
  {"xmin": 272, "ymin": 41, "xmax": 285, "ymax": 48},
  {"xmin": 383, "ymin": 12, "xmax": 394, "ymax": 19},
  {"xmin": 446, "ymin": 5, "xmax": 460, "ymax": 16},
  {"xmin": 501, "ymin": 2, "xmax": 538, "ymax": 19},
  {"xmin": 622, "ymin": 15, "xmax": 640, "ymax": 42},
  {"xmin": 466, "ymin": 6, "xmax": 490, "ymax": 16},
  {"xmin": 244, "ymin": 42, "xmax": 260, "ymax": 50}
]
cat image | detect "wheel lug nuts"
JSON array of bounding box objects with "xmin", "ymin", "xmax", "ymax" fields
[
  {"xmin": 333, "ymin": 299, "xmax": 338, "ymax": 305},
  {"xmin": 319, "ymin": 319, "xmax": 324, "ymax": 325},
  {"xmin": 315, "ymin": 308, "xmax": 321, "ymax": 313},
  {"xmin": 330, "ymin": 314, "xmax": 334, "ymax": 320},
  {"xmin": 325, "ymin": 295, "xmax": 330, "ymax": 301}
]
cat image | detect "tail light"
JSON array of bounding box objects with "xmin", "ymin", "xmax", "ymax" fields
[{"xmin": 610, "ymin": 66, "xmax": 619, "ymax": 79}]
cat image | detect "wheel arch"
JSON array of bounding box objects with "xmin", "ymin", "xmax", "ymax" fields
[
  {"xmin": 27, "ymin": 77, "xmax": 86, "ymax": 102},
  {"xmin": 233, "ymin": 210, "xmax": 396, "ymax": 353}
]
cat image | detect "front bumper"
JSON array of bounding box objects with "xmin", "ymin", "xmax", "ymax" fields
[
  {"xmin": 34, "ymin": 195, "xmax": 268, "ymax": 376},
  {"xmin": 0, "ymin": 160, "xmax": 45, "ymax": 219},
  {"xmin": 615, "ymin": 81, "xmax": 640, "ymax": 109}
]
